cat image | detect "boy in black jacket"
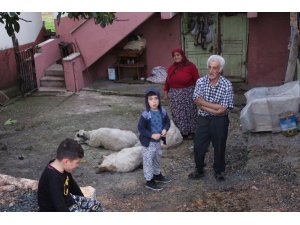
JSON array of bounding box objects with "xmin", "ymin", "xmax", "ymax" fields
[
  {"xmin": 137, "ymin": 88, "xmax": 171, "ymax": 191},
  {"xmin": 38, "ymin": 138, "xmax": 103, "ymax": 212}
]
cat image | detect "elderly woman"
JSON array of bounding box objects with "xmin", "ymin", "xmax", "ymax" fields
[{"xmin": 164, "ymin": 48, "xmax": 199, "ymax": 139}]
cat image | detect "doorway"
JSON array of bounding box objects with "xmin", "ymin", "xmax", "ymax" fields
[{"xmin": 182, "ymin": 12, "xmax": 248, "ymax": 82}]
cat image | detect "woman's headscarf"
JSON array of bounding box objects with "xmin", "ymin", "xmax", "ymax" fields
[{"xmin": 170, "ymin": 48, "xmax": 192, "ymax": 76}]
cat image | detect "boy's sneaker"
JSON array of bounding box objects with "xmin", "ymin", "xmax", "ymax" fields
[
  {"xmin": 145, "ymin": 179, "xmax": 163, "ymax": 191},
  {"xmin": 153, "ymin": 173, "xmax": 171, "ymax": 183}
]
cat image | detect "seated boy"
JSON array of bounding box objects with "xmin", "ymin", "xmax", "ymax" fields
[{"xmin": 37, "ymin": 138, "xmax": 103, "ymax": 212}]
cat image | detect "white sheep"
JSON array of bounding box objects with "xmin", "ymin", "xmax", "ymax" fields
[
  {"xmin": 75, "ymin": 128, "xmax": 139, "ymax": 151},
  {"xmin": 161, "ymin": 120, "xmax": 183, "ymax": 149},
  {"xmin": 96, "ymin": 146, "xmax": 143, "ymax": 173}
]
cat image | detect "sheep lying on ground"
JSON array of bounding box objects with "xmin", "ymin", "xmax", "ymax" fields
[
  {"xmin": 161, "ymin": 120, "xmax": 183, "ymax": 149},
  {"xmin": 75, "ymin": 128, "xmax": 139, "ymax": 151},
  {"xmin": 96, "ymin": 146, "xmax": 143, "ymax": 173}
]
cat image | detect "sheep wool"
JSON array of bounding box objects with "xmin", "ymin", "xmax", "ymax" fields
[
  {"xmin": 75, "ymin": 128, "xmax": 139, "ymax": 151},
  {"xmin": 96, "ymin": 146, "xmax": 143, "ymax": 173},
  {"xmin": 161, "ymin": 120, "xmax": 183, "ymax": 149}
]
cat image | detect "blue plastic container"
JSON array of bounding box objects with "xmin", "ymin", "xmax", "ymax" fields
[{"xmin": 279, "ymin": 111, "xmax": 298, "ymax": 136}]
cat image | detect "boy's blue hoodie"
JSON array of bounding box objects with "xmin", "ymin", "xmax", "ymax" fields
[{"xmin": 137, "ymin": 88, "xmax": 171, "ymax": 147}]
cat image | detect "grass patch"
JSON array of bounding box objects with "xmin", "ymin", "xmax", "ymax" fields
[{"xmin": 42, "ymin": 12, "xmax": 55, "ymax": 32}]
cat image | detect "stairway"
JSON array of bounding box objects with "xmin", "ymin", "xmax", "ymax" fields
[
  {"xmin": 69, "ymin": 12, "xmax": 155, "ymax": 68},
  {"xmin": 39, "ymin": 64, "xmax": 67, "ymax": 92}
]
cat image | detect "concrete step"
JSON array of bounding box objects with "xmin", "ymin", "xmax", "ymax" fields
[
  {"xmin": 44, "ymin": 63, "xmax": 64, "ymax": 77},
  {"xmin": 40, "ymin": 76, "xmax": 66, "ymax": 88},
  {"xmin": 38, "ymin": 87, "xmax": 67, "ymax": 92}
]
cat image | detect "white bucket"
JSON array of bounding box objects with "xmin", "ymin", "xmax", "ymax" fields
[{"xmin": 108, "ymin": 67, "xmax": 116, "ymax": 80}]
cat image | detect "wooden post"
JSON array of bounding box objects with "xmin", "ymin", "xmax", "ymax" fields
[{"xmin": 284, "ymin": 29, "xmax": 300, "ymax": 83}]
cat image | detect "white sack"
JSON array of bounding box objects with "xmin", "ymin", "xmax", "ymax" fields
[
  {"xmin": 147, "ymin": 66, "xmax": 167, "ymax": 84},
  {"xmin": 123, "ymin": 36, "xmax": 146, "ymax": 51},
  {"xmin": 80, "ymin": 186, "xmax": 96, "ymax": 199},
  {"xmin": 96, "ymin": 146, "xmax": 143, "ymax": 173},
  {"xmin": 161, "ymin": 120, "xmax": 183, "ymax": 149},
  {"xmin": 75, "ymin": 128, "xmax": 139, "ymax": 151}
]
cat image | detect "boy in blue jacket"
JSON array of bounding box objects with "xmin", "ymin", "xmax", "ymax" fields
[{"xmin": 138, "ymin": 88, "xmax": 171, "ymax": 191}]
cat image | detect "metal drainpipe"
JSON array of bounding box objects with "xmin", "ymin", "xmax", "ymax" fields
[
  {"xmin": 72, "ymin": 61, "xmax": 77, "ymax": 92},
  {"xmin": 217, "ymin": 13, "xmax": 222, "ymax": 55}
]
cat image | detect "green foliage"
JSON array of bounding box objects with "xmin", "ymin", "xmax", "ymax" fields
[
  {"xmin": 0, "ymin": 12, "xmax": 22, "ymax": 37},
  {"xmin": 4, "ymin": 118, "xmax": 17, "ymax": 125},
  {"xmin": 57, "ymin": 12, "xmax": 116, "ymax": 28},
  {"xmin": 42, "ymin": 13, "xmax": 55, "ymax": 32}
]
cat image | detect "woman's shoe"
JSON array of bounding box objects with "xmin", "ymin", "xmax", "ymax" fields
[
  {"xmin": 182, "ymin": 134, "xmax": 189, "ymax": 139},
  {"xmin": 187, "ymin": 133, "xmax": 194, "ymax": 140},
  {"xmin": 187, "ymin": 135, "xmax": 193, "ymax": 140}
]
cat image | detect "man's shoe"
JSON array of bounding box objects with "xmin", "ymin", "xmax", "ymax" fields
[
  {"xmin": 214, "ymin": 172, "xmax": 225, "ymax": 181},
  {"xmin": 145, "ymin": 179, "xmax": 163, "ymax": 191},
  {"xmin": 188, "ymin": 170, "xmax": 204, "ymax": 180},
  {"xmin": 153, "ymin": 173, "xmax": 171, "ymax": 183}
]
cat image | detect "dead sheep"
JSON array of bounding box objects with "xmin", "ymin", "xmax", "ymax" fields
[
  {"xmin": 96, "ymin": 146, "xmax": 143, "ymax": 173},
  {"xmin": 161, "ymin": 120, "xmax": 183, "ymax": 149},
  {"xmin": 75, "ymin": 128, "xmax": 139, "ymax": 151}
]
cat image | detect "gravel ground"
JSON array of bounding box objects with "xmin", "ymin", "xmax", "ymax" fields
[
  {"xmin": 0, "ymin": 188, "xmax": 38, "ymax": 212},
  {"xmin": 0, "ymin": 86, "xmax": 300, "ymax": 212}
]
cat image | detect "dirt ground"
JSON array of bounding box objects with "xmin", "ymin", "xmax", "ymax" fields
[{"xmin": 0, "ymin": 82, "xmax": 299, "ymax": 212}]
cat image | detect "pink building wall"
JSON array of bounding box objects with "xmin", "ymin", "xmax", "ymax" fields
[
  {"xmin": 50, "ymin": 12, "xmax": 160, "ymax": 90},
  {"xmin": 54, "ymin": 18, "xmax": 81, "ymax": 43},
  {"xmin": 89, "ymin": 13, "xmax": 181, "ymax": 80},
  {"xmin": 34, "ymin": 12, "xmax": 291, "ymax": 92},
  {"xmin": 0, "ymin": 48, "xmax": 16, "ymax": 90},
  {"xmin": 91, "ymin": 12, "xmax": 289, "ymax": 85},
  {"xmin": 136, "ymin": 13, "xmax": 182, "ymax": 75},
  {"xmin": 63, "ymin": 53, "xmax": 85, "ymax": 92},
  {"xmin": 247, "ymin": 13, "xmax": 290, "ymax": 86},
  {"xmin": 0, "ymin": 28, "xmax": 46, "ymax": 90},
  {"xmin": 55, "ymin": 13, "xmax": 154, "ymax": 68}
]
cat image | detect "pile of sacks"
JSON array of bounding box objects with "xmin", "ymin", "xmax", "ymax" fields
[
  {"xmin": 74, "ymin": 121, "xmax": 183, "ymax": 173},
  {"xmin": 240, "ymin": 81, "xmax": 300, "ymax": 132}
]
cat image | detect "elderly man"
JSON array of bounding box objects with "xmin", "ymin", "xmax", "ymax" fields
[{"xmin": 189, "ymin": 55, "xmax": 234, "ymax": 181}]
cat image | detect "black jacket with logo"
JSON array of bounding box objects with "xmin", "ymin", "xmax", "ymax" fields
[{"xmin": 37, "ymin": 160, "xmax": 83, "ymax": 212}]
